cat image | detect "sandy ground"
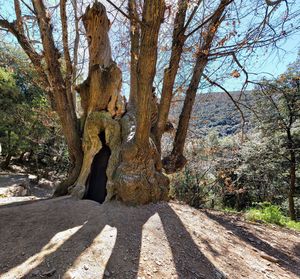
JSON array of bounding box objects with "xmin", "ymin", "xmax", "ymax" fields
[{"xmin": 0, "ymin": 196, "xmax": 299, "ymax": 279}]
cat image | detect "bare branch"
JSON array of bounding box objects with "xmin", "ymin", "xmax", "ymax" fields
[
  {"xmin": 265, "ymin": 0, "xmax": 283, "ymax": 6},
  {"xmin": 20, "ymin": 0, "xmax": 35, "ymax": 14},
  {"xmin": 105, "ymin": 0, "xmax": 145, "ymax": 26},
  {"xmin": 203, "ymin": 73, "xmax": 246, "ymax": 141},
  {"xmin": 185, "ymin": 0, "xmax": 234, "ymax": 38},
  {"xmin": 60, "ymin": 0, "xmax": 75, "ymax": 112},
  {"xmin": 183, "ymin": 0, "xmax": 202, "ymax": 31},
  {"xmin": 71, "ymin": 0, "xmax": 80, "ymax": 84}
]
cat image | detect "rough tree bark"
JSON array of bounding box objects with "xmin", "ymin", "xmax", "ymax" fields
[
  {"xmin": 0, "ymin": 0, "xmax": 169, "ymax": 204},
  {"xmin": 1, "ymin": 0, "xmax": 260, "ymax": 205},
  {"xmin": 70, "ymin": 1, "xmax": 169, "ymax": 204},
  {"xmin": 127, "ymin": 0, "xmax": 140, "ymax": 110},
  {"xmin": 112, "ymin": 0, "xmax": 169, "ymax": 204},
  {"xmin": 153, "ymin": 0, "xmax": 188, "ymax": 152},
  {"xmin": 32, "ymin": 0, "xmax": 83, "ymax": 195}
]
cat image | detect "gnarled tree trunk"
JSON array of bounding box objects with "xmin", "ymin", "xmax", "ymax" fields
[{"xmin": 69, "ymin": 2, "xmax": 169, "ymax": 205}]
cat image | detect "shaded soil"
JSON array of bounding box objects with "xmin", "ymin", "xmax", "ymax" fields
[{"xmin": 0, "ymin": 197, "xmax": 299, "ymax": 279}]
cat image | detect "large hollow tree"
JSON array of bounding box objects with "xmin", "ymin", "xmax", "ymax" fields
[{"xmin": 0, "ymin": 0, "xmax": 298, "ymax": 204}]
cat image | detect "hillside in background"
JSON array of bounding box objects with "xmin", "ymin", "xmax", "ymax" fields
[{"xmin": 169, "ymin": 91, "xmax": 254, "ymax": 137}]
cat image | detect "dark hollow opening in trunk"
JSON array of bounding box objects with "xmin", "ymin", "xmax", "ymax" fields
[{"xmin": 84, "ymin": 132, "xmax": 111, "ymax": 203}]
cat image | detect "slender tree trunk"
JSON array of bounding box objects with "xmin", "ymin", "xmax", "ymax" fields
[
  {"xmin": 163, "ymin": 0, "xmax": 230, "ymax": 173},
  {"xmin": 288, "ymin": 152, "xmax": 296, "ymax": 220},
  {"xmin": 53, "ymin": 108, "xmax": 83, "ymax": 196},
  {"xmin": 153, "ymin": 0, "xmax": 187, "ymax": 151},
  {"xmin": 163, "ymin": 54, "xmax": 208, "ymax": 173},
  {"xmin": 18, "ymin": 151, "xmax": 26, "ymax": 163},
  {"xmin": 1, "ymin": 131, "xmax": 12, "ymax": 169},
  {"xmin": 1, "ymin": 154, "xmax": 12, "ymax": 169},
  {"xmin": 287, "ymin": 129, "xmax": 296, "ymax": 220},
  {"xmin": 31, "ymin": 0, "xmax": 83, "ymax": 196},
  {"xmin": 128, "ymin": 0, "xmax": 140, "ymax": 110}
]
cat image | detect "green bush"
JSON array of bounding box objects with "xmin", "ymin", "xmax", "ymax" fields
[
  {"xmin": 170, "ymin": 168, "xmax": 210, "ymax": 208},
  {"xmin": 245, "ymin": 202, "xmax": 300, "ymax": 231}
]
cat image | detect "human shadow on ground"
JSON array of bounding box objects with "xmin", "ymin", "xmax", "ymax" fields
[
  {"xmin": 204, "ymin": 211, "xmax": 300, "ymax": 277},
  {"xmin": 1, "ymin": 198, "xmax": 223, "ymax": 279}
]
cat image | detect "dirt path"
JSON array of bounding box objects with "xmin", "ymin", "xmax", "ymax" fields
[
  {"xmin": 0, "ymin": 172, "xmax": 53, "ymax": 205},
  {"xmin": 0, "ymin": 197, "xmax": 299, "ymax": 279}
]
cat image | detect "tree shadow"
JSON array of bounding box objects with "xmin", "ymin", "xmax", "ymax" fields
[
  {"xmin": 204, "ymin": 211, "xmax": 300, "ymax": 277},
  {"xmin": 105, "ymin": 204, "xmax": 222, "ymax": 279},
  {"xmin": 0, "ymin": 197, "xmax": 96, "ymax": 276},
  {"xmin": 1, "ymin": 198, "xmax": 223, "ymax": 279},
  {"xmin": 294, "ymin": 243, "xmax": 300, "ymax": 258}
]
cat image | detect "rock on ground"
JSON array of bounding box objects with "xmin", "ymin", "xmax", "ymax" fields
[
  {"xmin": 0, "ymin": 172, "xmax": 53, "ymax": 205},
  {"xmin": 0, "ymin": 173, "xmax": 30, "ymax": 197}
]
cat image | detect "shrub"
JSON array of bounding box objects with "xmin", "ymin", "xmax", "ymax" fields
[
  {"xmin": 170, "ymin": 168, "xmax": 210, "ymax": 208},
  {"xmin": 245, "ymin": 202, "xmax": 300, "ymax": 231}
]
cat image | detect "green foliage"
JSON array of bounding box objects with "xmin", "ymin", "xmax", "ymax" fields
[
  {"xmin": 285, "ymin": 220, "xmax": 300, "ymax": 231},
  {"xmin": 246, "ymin": 202, "xmax": 283, "ymax": 225},
  {"xmin": 170, "ymin": 168, "xmax": 212, "ymax": 208},
  {"xmin": 237, "ymin": 133, "xmax": 289, "ymax": 203},
  {"xmin": 281, "ymin": 197, "xmax": 300, "ymax": 217},
  {"xmin": 222, "ymin": 207, "xmax": 239, "ymax": 213},
  {"xmin": 0, "ymin": 47, "xmax": 69, "ymax": 173},
  {"xmin": 246, "ymin": 202, "xmax": 300, "ymax": 231},
  {"xmin": 170, "ymin": 55, "xmax": 300, "ymax": 220}
]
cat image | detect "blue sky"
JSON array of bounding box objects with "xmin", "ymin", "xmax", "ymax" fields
[
  {"xmin": 1, "ymin": 0, "xmax": 299, "ymax": 95},
  {"xmin": 216, "ymin": 33, "xmax": 300, "ymax": 93}
]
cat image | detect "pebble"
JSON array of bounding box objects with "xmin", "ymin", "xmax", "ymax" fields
[
  {"xmin": 104, "ymin": 270, "xmax": 110, "ymax": 277},
  {"xmin": 155, "ymin": 260, "xmax": 162, "ymax": 266}
]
